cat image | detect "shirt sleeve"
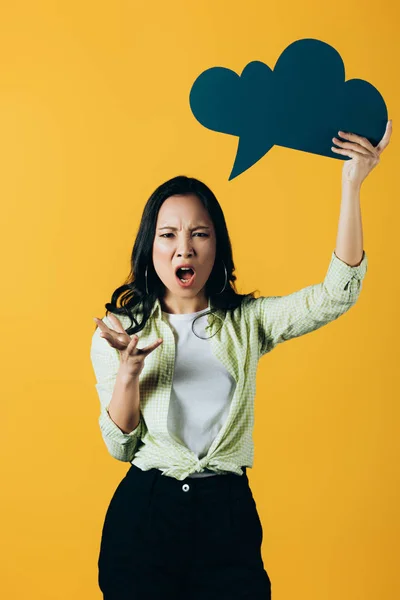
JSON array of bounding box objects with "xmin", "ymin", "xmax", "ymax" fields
[
  {"xmin": 255, "ymin": 250, "xmax": 368, "ymax": 357},
  {"xmin": 90, "ymin": 315, "xmax": 145, "ymax": 462}
]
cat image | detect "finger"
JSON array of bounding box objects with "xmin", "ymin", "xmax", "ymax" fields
[
  {"xmin": 331, "ymin": 147, "xmax": 369, "ymax": 159},
  {"xmin": 140, "ymin": 338, "xmax": 163, "ymax": 355},
  {"xmin": 332, "ymin": 137, "xmax": 371, "ymax": 156},
  {"xmin": 338, "ymin": 130, "xmax": 377, "ymax": 154},
  {"xmin": 98, "ymin": 330, "xmax": 122, "ymax": 345},
  {"xmin": 93, "ymin": 316, "xmax": 121, "ymax": 336},
  {"xmin": 106, "ymin": 312, "xmax": 128, "ymax": 334},
  {"xmin": 126, "ymin": 335, "xmax": 140, "ymax": 351},
  {"xmin": 98, "ymin": 327, "xmax": 131, "ymax": 351},
  {"xmin": 95, "ymin": 321, "xmax": 115, "ymax": 338},
  {"xmin": 98, "ymin": 331, "xmax": 113, "ymax": 344},
  {"xmin": 375, "ymin": 120, "xmax": 392, "ymax": 154}
]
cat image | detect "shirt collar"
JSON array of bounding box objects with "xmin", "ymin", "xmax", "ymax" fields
[{"xmin": 149, "ymin": 296, "xmax": 223, "ymax": 325}]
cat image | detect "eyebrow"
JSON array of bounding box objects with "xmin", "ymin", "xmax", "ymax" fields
[{"xmin": 157, "ymin": 225, "xmax": 211, "ymax": 231}]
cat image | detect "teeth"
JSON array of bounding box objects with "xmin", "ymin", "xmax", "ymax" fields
[{"xmin": 178, "ymin": 274, "xmax": 194, "ymax": 283}]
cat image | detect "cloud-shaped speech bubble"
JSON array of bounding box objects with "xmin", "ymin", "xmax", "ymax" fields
[{"xmin": 189, "ymin": 38, "xmax": 388, "ymax": 180}]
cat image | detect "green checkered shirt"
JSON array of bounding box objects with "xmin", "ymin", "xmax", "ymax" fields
[{"xmin": 90, "ymin": 250, "xmax": 368, "ymax": 480}]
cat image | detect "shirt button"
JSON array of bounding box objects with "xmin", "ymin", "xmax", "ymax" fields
[{"xmin": 182, "ymin": 483, "xmax": 190, "ymax": 492}]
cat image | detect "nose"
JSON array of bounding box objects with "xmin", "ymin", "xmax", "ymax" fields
[{"xmin": 176, "ymin": 235, "xmax": 194, "ymax": 257}]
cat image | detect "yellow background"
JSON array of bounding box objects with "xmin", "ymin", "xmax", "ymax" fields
[{"xmin": 1, "ymin": 1, "xmax": 399, "ymax": 599}]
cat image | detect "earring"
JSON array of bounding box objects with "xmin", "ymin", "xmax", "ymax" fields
[
  {"xmin": 216, "ymin": 259, "xmax": 227, "ymax": 294},
  {"xmin": 145, "ymin": 265, "xmax": 149, "ymax": 295}
]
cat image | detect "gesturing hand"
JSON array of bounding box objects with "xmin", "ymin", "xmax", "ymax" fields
[
  {"xmin": 93, "ymin": 313, "xmax": 163, "ymax": 378},
  {"xmin": 332, "ymin": 120, "xmax": 392, "ymax": 188}
]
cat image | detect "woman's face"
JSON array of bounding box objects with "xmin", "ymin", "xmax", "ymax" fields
[{"xmin": 152, "ymin": 194, "xmax": 217, "ymax": 311}]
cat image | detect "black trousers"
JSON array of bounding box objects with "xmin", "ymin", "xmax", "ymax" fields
[{"xmin": 98, "ymin": 463, "xmax": 272, "ymax": 599}]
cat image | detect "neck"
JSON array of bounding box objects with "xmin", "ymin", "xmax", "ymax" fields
[{"xmin": 160, "ymin": 294, "xmax": 209, "ymax": 315}]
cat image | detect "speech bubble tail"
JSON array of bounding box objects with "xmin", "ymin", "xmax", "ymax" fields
[{"xmin": 228, "ymin": 137, "xmax": 274, "ymax": 180}]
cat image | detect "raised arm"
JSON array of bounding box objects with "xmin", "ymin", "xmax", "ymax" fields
[
  {"xmin": 254, "ymin": 122, "xmax": 392, "ymax": 357},
  {"xmin": 332, "ymin": 121, "xmax": 391, "ymax": 266}
]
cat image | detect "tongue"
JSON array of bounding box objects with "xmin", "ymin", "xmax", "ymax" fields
[{"xmin": 177, "ymin": 269, "xmax": 193, "ymax": 280}]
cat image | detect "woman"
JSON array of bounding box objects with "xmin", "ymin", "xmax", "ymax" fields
[{"xmin": 90, "ymin": 122, "xmax": 391, "ymax": 600}]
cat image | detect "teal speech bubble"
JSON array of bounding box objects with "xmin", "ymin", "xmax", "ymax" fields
[{"xmin": 189, "ymin": 38, "xmax": 388, "ymax": 180}]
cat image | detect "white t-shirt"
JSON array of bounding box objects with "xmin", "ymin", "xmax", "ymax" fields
[{"xmin": 162, "ymin": 307, "xmax": 236, "ymax": 478}]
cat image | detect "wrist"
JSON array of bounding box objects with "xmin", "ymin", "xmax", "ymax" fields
[
  {"xmin": 342, "ymin": 179, "xmax": 362, "ymax": 193},
  {"xmin": 117, "ymin": 366, "xmax": 140, "ymax": 384}
]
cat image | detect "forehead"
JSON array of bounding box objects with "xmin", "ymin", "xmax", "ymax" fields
[{"xmin": 157, "ymin": 194, "xmax": 211, "ymax": 223}]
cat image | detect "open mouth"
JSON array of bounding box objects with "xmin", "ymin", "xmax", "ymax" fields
[{"xmin": 175, "ymin": 267, "xmax": 196, "ymax": 286}]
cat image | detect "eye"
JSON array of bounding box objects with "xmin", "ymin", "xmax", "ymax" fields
[{"xmin": 160, "ymin": 232, "xmax": 209, "ymax": 238}]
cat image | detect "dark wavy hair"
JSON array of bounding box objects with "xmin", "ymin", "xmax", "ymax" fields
[{"xmin": 95, "ymin": 175, "xmax": 258, "ymax": 338}]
